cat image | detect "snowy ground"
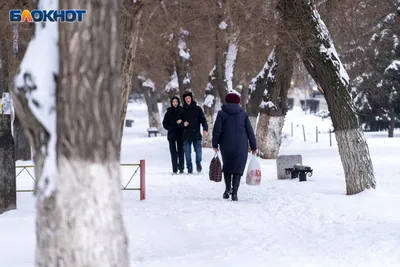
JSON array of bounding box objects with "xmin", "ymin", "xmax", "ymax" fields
[{"xmin": 1, "ymin": 102, "xmax": 400, "ymax": 267}]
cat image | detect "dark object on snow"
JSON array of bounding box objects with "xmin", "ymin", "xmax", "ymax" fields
[
  {"xmin": 222, "ymin": 173, "xmax": 241, "ymax": 201},
  {"xmin": 222, "ymin": 173, "xmax": 240, "ymax": 200},
  {"xmin": 209, "ymin": 153, "xmax": 222, "ymax": 182},
  {"xmin": 300, "ymin": 99, "xmax": 320, "ymax": 113},
  {"xmin": 285, "ymin": 164, "xmax": 313, "ymax": 182},
  {"xmin": 147, "ymin": 128, "xmax": 159, "ymax": 137},
  {"xmin": 232, "ymin": 174, "xmax": 241, "ymax": 201},
  {"xmin": 223, "ymin": 173, "xmax": 232, "ymax": 199},
  {"xmin": 212, "ymin": 103, "xmax": 257, "ymax": 176},
  {"xmin": 125, "ymin": 119, "xmax": 134, "ymax": 127},
  {"xmin": 286, "ymin": 98, "xmax": 294, "ymax": 110}
]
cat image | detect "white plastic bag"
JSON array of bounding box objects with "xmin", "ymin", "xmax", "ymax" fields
[{"xmin": 246, "ymin": 155, "xmax": 262, "ymax": 185}]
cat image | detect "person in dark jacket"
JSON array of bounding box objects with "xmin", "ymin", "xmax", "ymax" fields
[
  {"xmin": 178, "ymin": 91, "xmax": 208, "ymax": 174},
  {"xmin": 162, "ymin": 96, "xmax": 184, "ymax": 174},
  {"xmin": 212, "ymin": 92, "xmax": 257, "ymax": 201}
]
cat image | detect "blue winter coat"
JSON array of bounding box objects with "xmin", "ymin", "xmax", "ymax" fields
[{"xmin": 212, "ymin": 104, "xmax": 257, "ymax": 176}]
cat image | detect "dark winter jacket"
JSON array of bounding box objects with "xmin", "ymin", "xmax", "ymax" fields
[
  {"xmin": 212, "ymin": 103, "xmax": 257, "ymax": 176},
  {"xmin": 162, "ymin": 97, "xmax": 183, "ymax": 141},
  {"xmin": 178, "ymin": 92, "xmax": 208, "ymax": 141}
]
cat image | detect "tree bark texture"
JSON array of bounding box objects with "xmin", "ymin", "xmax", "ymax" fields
[
  {"xmin": 203, "ymin": 67, "xmax": 217, "ymax": 148},
  {"xmin": 0, "ymin": 22, "xmax": 16, "ymax": 213},
  {"xmin": 225, "ymin": 31, "xmax": 239, "ymax": 92},
  {"xmin": 0, "ymin": 115, "xmax": 16, "ymax": 214},
  {"xmin": 246, "ymin": 48, "xmax": 276, "ymax": 131},
  {"xmin": 257, "ymin": 44, "xmax": 294, "ymax": 159},
  {"xmin": 120, "ymin": 0, "xmax": 144, "ymax": 138},
  {"xmin": 140, "ymin": 81, "xmax": 161, "ymax": 130},
  {"xmin": 165, "ymin": 64, "xmax": 179, "ymax": 98},
  {"xmin": 256, "ymin": 115, "xmax": 285, "ymax": 159},
  {"xmin": 240, "ymin": 84, "xmax": 248, "ymax": 111},
  {"xmin": 13, "ymin": 0, "xmax": 129, "ymax": 266},
  {"xmin": 14, "ymin": 116, "xmax": 31, "ymax": 160},
  {"xmin": 4, "ymin": 1, "xmax": 34, "ymax": 161},
  {"xmin": 204, "ymin": 1, "xmax": 234, "ymax": 147},
  {"xmin": 149, "ymin": 88, "xmax": 161, "ymax": 130},
  {"xmin": 215, "ymin": 0, "xmax": 228, "ymax": 104},
  {"xmin": 388, "ymin": 108, "xmax": 395, "ymax": 138},
  {"xmin": 175, "ymin": 30, "xmax": 192, "ymax": 96},
  {"xmin": 277, "ymin": 0, "xmax": 376, "ymax": 194}
]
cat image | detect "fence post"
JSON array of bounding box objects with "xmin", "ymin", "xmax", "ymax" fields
[
  {"xmin": 140, "ymin": 160, "xmax": 146, "ymax": 200},
  {"xmin": 316, "ymin": 126, "xmax": 318, "ymax": 143},
  {"xmin": 291, "ymin": 122, "xmax": 293, "ymax": 137},
  {"xmin": 329, "ymin": 129, "xmax": 332, "ymax": 147},
  {"xmin": 302, "ymin": 125, "xmax": 306, "ymax": 142}
]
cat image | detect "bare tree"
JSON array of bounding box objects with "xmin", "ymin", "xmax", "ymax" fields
[
  {"xmin": 120, "ymin": 0, "xmax": 144, "ymax": 137},
  {"xmin": 0, "ymin": 2, "xmax": 16, "ymax": 214},
  {"xmin": 0, "ymin": 0, "xmax": 33, "ymax": 162},
  {"xmin": 12, "ymin": 0, "xmax": 129, "ymax": 265},
  {"xmin": 247, "ymin": 47, "xmax": 275, "ymax": 130},
  {"xmin": 0, "ymin": 113, "xmax": 15, "ymax": 214},
  {"xmin": 203, "ymin": 0, "xmax": 240, "ymax": 147},
  {"xmin": 253, "ymin": 42, "xmax": 294, "ymax": 159},
  {"xmin": 203, "ymin": 66, "xmax": 217, "ymax": 147},
  {"xmin": 277, "ymin": 0, "xmax": 375, "ymax": 194},
  {"xmin": 139, "ymin": 74, "xmax": 162, "ymax": 130}
]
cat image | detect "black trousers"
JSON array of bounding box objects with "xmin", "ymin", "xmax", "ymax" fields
[{"xmin": 168, "ymin": 139, "xmax": 184, "ymax": 172}]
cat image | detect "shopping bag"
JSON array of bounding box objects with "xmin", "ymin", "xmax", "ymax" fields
[
  {"xmin": 209, "ymin": 152, "xmax": 222, "ymax": 182},
  {"xmin": 246, "ymin": 155, "xmax": 261, "ymax": 185}
]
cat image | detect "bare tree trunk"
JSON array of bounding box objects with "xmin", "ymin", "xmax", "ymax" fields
[
  {"xmin": 256, "ymin": 44, "xmax": 294, "ymax": 159},
  {"xmin": 278, "ymin": 0, "xmax": 375, "ymax": 194},
  {"xmin": 150, "ymin": 89, "xmax": 161, "ymax": 130},
  {"xmin": 13, "ymin": 0, "xmax": 129, "ymax": 265},
  {"xmin": 143, "ymin": 88, "xmax": 154, "ymax": 128},
  {"xmin": 240, "ymin": 84, "xmax": 248, "ymax": 111},
  {"xmin": 0, "ymin": 115, "xmax": 16, "ymax": 214},
  {"xmin": 57, "ymin": 0, "xmax": 128, "ymax": 265},
  {"xmin": 160, "ymin": 1, "xmax": 191, "ymax": 99},
  {"xmin": 388, "ymin": 107, "xmax": 395, "ymax": 138},
  {"xmin": 175, "ymin": 29, "xmax": 192, "ymax": 95},
  {"xmin": 205, "ymin": 1, "xmax": 237, "ymax": 147},
  {"xmin": 165, "ymin": 64, "xmax": 180, "ymax": 98},
  {"xmin": 247, "ymin": 48, "xmax": 275, "ymax": 131},
  {"xmin": 0, "ymin": 20, "xmax": 16, "ymax": 213},
  {"xmin": 14, "ymin": 116, "xmax": 31, "ymax": 160},
  {"xmin": 215, "ymin": 0, "xmax": 228, "ymax": 103},
  {"xmin": 140, "ymin": 80, "xmax": 161, "ymax": 130},
  {"xmin": 256, "ymin": 114, "xmax": 285, "ymax": 158},
  {"xmin": 7, "ymin": 6, "xmax": 33, "ymax": 160},
  {"xmin": 120, "ymin": 0, "xmax": 144, "ymax": 138},
  {"xmin": 225, "ymin": 31, "xmax": 239, "ymax": 92},
  {"xmin": 203, "ymin": 67, "xmax": 217, "ymax": 147}
]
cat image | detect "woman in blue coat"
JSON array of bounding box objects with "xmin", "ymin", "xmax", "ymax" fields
[{"xmin": 212, "ymin": 92, "xmax": 257, "ymax": 201}]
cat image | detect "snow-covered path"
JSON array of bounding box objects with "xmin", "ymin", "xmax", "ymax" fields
[{"xmin": 1, "ymin": 103, "xmax": 400, "ymax": 267}]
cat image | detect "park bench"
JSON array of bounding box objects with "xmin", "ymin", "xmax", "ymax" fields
[
  {"xmin": 125, "ymin": 119, "xmax": 134, "ymax": 127},
  {"xmin": 285, "ymin": 164, "xmax": 313, "ymax": 182},
  {"xmin": 147, "ymin": 127, "xmax": 159, "ymax": 137}
]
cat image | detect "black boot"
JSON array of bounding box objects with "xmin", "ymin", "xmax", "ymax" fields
[
  {"xmin": 197, "ymin": 163, "xmax": 202, "ymax": 173},
  {"xmin": 223, "ymin": 173, "xmax": 232, "ymax": 199},
  {"xmin": 232, "ymin": 174, "xmax": 241, "ymax": 201}
]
